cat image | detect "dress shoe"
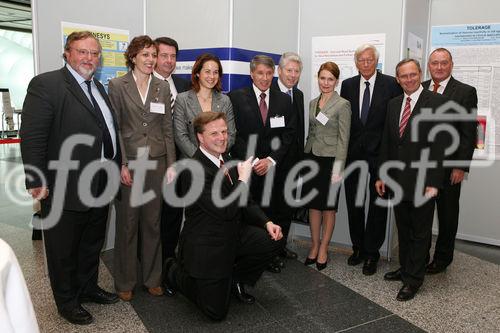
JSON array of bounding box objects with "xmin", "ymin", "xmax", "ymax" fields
[
  {"xmin": 316, "ymin": 260, "xmax": 327, "ymax": 271},
  {"xmin": 384, "ymin": 268, "xmax": 402, "ymax": 281},
  {"xmin": 426, "ymin": 261, "xmax": 447, "ymax": 274},
  {"xmin": 232, "ymin": 282, "xmax": 255, "ymax": 304},
  {"xmin": 58, "ymin": 305, "xmax": 93, "ymax": 325},
  {"xmin": 347, "ymin": 250, "xmax": 363, "ymax": 266},
  {"xmin": 117, "ymin": 291, "xmax": 133, "ymax": 302},
  {"xmin": 362, "ymin": 259, "xmax": 378, "ymax": 276},
  {"xmin": 147, "ymin": 286, "xmax": 164, "ymax": 296},
  {"xmin": 80, "ymin": 287, "xmax": 119, "ymax": 304},
  {"xmin": 396, "ymin": 284, "xmax": 419, "ymax": 301},
  {"xmin": 304, "ymin": 257, "xmax": 317, "ymax": 266},
  {"xmin": 266, "ymin": 261, "xmax": 281, "ymax": 273},
  {"xmin": 273, "ymin": 256, "xmax": 285, "ymax": 268},
  {"xmin": 162, "ymin": 257, "xmax": 177, "ymax": 297},
  {"xmin": 280, "ymin": 247, "xmax": 298, "ymax": 259}
]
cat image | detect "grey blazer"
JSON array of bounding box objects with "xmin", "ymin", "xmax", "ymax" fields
[
  {"xmin": 173, "ymin": 89, "xmax": 236, "ymax": 158},
  {"xmin": 108, "ymin": 71, "xmax": 176, "ymax": 167},
  {"xmin": 304, "ymin": 91, "xmax": 351, "ymax": 172}
]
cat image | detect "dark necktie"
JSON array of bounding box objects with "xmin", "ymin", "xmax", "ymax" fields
[
  {"xmin": 399, "ymin": 96, "xmax": 412, "ymax": 138},
  {"xmin": 432, "ymin": 81, "xmax": 440, "ymax": 93},
  {"xmin": 360, "ymin": 81, "xmax": 370, "ymax": 125},
  {"xmin": 219, "ymin": 159, "xmax": 233, "ymax": 185},
  {"xmin": 165, "ymin": 79, "xmax": 175, "ymax": 109},
  {"xmin": 85, "ymin": 80, "xmax": 114, "ymax": 159},
  {"xmin": 287, "ymin": 89, "xmax": 293, "ymax": 102},
  {"xmin": 259, "ymin": 92, "xmax": 268, "ymax": 124}
]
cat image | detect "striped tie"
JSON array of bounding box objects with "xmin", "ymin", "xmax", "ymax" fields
[{"xmin": 399, "ymin": 97, "xmax": 412, "ymax": 137}]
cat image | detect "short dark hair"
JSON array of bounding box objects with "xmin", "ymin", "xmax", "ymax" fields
[
  {"xmin": 125, "ymin": 35, "xmax": 157, "ymax": 70},
  {"xmin": 63, "ymin": 31, "xmax": 101, "ymax": 60},
  {"xmin": 154, "ymin": 37, "xmax": 179, "ymax": 54},
  {"xmin": 395, "ymin": 58, "xmax": 421, "ymax": 76},
  {"xmin": 250, "ymin": 55, "xmax": 275, "ymax": 72},
  {"xmin": 318, "ymin": 61, "xmax": 340, "ymax": 79},
  {"xmin": 191, "ymin": 53, "xmax": 223, "ymax": 92},
  {"xmin": 193, "ymin": 111, "xmax": 227, "ymax": 135},
  {"xmin": 429, "ymin": 47, "xmax": 453, "ymax": 62}
]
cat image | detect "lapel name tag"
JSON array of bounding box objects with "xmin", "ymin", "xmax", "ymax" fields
[
  {"xmin": 270, "ymin": 116, "xmax": 285, "ymax": 128},
  {"xmin": 316, "ymin": 112, "xmax": 329, "ymax": 125},
  {"xmin": 150, "ymin": 102, "xmax": 165, "ymax": 114}
]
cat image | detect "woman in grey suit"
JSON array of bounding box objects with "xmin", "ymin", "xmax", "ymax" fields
[
  {"xmin": 108, "ymin": 35, "xmax": 176, "ymax": 301},
  {"xmin": 173, "ymin": 53, "xmax": 235, "ymax": 158},
  {"xmin": 303, "ymin": 62, "xmax": 351, "ymax": 270}
]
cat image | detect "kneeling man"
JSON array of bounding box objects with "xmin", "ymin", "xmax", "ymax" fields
[{"xmin": 163, "ymin": 112, "xmax": 283, "ymax": 320}]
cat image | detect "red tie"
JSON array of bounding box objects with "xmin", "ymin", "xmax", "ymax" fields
[
  {"xmin": 432, "ymin": 81, "xmax": 440, "ymax": 93},
  {"xmin": 399, "ymin": 97, "xmax": 412, "ymax": 137},
  {"xmin": 259, "ymin": 92, "xmax": 268, "ymax": 124},
  {"xmin": 219, "ymin": 159, "xmax": 233, "ymax": 185}
]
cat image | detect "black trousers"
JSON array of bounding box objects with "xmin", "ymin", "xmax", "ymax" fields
[
  {"xmin": 41, "ymin": 202, "xmax": 109, "ymax": 310},
  {"xmin": 171, "ymin": 224, "xmax": 282, "ymax": 320},
  {"xmin": 394, "ymin": 199, "xmax": 435, "ymax": 288},
  {"xmin": 160, "ymin": 175, "xmax": 184, "ymax": 260},
  {"xmin": 344, "ymin": 163, "xmax": 388, "ymax": 260},
  {"xmin": 430, "ymin": 180, "xmax": 462, "ymax": 266}
]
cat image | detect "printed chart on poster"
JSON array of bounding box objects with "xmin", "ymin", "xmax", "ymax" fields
[
  {"xmin": 311, "ymin": 33, "xmax": 386, "ymax": 99},
  {"xmin": 61, "ymin": 22, "xmax": 129, "ymax": 91},
  {"xmin": 431, "ymin": 23, "xmax": 500, "ymax": 161}
]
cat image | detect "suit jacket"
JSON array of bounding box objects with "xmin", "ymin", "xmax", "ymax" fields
[
  {"xmin": 340, "ymin": 72, "xmax": 402, "ymax": 166},
  {"xmin": 304, "ymin": 92, "xmax": 351, "ymax": 172},
  {"xmin": 172, "ymin": 74, "xmax": 191, "ymax": 93},
  {"xmin": 228, "ymin": 86, "xmax": 296, "ymax": 171},
  {"xmin": 173, "ymin": 89, "xmax": 236, "ymax": 158},
  {"xmin": 272, "ymin": 81, "xmax": 305, "ymax": 159},
  {"xmin": 378, "ymin": 89, "xmax": 447, "ymax": 202},
  {"xmin": 422, "ymin": 76, "xmax": 477, "ymax": 172},
  {"xmin": 20, "ymin": 66, "xmax": 120, "ymax": 211},
  {"xmin": 179, "ymin": 149, "xmax": 269, "ymax": 279},
  {"xmin": 108, "ymin": 71, "xmax": 176, "ymax": 166}
]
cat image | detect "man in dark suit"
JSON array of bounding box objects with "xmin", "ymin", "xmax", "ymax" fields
[
  {"xmin": 154, "ymin": 36, "xmax": 191, "ymax": 261},
  {"xmin": 375, "ymin": 59, "xmax": 447, "ymax": 301},
  {"xmin": 340, "ymin": 44, "xmax": 402, "ymax": 275},
  {"xmin": 423, "ymin": 48, "xmax": 478, "ymax": 274},
  {"xmin": 272, "ymin": 51, "xmax": 305, "ymax": 260},
  {"xmin": 229, "ymin": 55, "xmax": 297, "ymax": 273},
  {"xmin": 163, "ymin": 112, "xmax": 283, "ymax": 321},
  {"xmin": 20, "ymin": 31, "xmax": 120, "ymax": 325}
]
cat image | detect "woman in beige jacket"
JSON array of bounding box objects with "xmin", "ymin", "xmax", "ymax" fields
[{"xmin": 303, "ymin": 62, "xmax": 351, "ymax": 270}]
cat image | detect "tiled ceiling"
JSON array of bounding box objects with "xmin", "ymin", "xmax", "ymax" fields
[{"xmin": 0, "ymin": 0, "xmax": 31, "ymax": 32}]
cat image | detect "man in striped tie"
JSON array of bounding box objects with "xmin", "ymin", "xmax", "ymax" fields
[{"xmin": 375, "ymin": 59, "xmax": 447, "ymax": 301}]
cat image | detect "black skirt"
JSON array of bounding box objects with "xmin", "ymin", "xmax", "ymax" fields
[{"xmin": 302, "ymin": 153, "xmax": 341, "ymax": 211}]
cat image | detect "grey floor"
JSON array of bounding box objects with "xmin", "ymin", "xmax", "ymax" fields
[{"xmin": 1, "ymin": 142, "xmax": 499, "ymax": 332}]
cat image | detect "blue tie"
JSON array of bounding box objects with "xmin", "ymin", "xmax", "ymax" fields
[{"xmin": 360, "ymin": 81, "xmax": 370, "ymax": 125}]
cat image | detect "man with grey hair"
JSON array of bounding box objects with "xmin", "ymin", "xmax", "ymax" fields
[
  {"xmin": 340, "ymin": 44, "xmax": 402, "ymax": 275},
  {"xmin": 229, "ymin": 55, "xmax": 297, "ymax": 273},
  {"xmin": 272, "ymin": 51, "xmax": 305, "ymax": 260}
]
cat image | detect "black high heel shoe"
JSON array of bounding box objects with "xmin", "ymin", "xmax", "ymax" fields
[
  {"xmin": 316, "ymin": 260, "xmax": 328, "ymax": 271},
  {"xmin": 304, "ymin": 257, "xmax": 317, "ymax": 266}
]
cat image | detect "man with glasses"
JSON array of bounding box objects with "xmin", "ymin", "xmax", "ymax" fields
[
  {"xmin": 340, "ymin": 44, "xmax": 402, "ymax": 275},
  {"xmin": 20, "ymin": 31, "xmax": 120, "ymax": 325}
]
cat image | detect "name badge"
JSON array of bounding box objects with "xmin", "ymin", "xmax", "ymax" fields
[
  {"xmin": 316, "ymin": 112, "xmax": 329, "ymax": 126},
  {"xmin": 270, "ymin": 116, "xmax": 285, "ymax": 128},
  {"xmin": 150, "ymin": 102, "xmax": 165, "ymax": 114}
]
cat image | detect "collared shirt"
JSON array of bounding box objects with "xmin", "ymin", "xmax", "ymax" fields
[
  {"xmin": 429, "ymin": 75, "xmax": 451, "ymax": 95},
  {"xmin": 358, "ymin": 71, "xmax": 377, "ymax": 117},
  {"xmin": 66, "ymin": 64, "xmax": 117, "ymax": 160},
  {"xmin": 200, "ymin": 146, "xmax": 223, "ymax": 168},
  {"xmin": 253, "ymin": 84, "xmax": 270, "ymax": 107},
  {"xmin": 153, "ymin": 70, "xmax": 179, "ymax": 100},
  {"xmin": 277, "ymin": 79, "xmax": 293, "ymax": 102},
  {"xmin": 399, "ymin": 84, "xmax": 424, "ymax": 122},
  {"xmin": 132, "ymin": 72, "xmax": 152, "ymax": 104}
]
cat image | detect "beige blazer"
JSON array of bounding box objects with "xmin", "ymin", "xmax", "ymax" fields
[
  {"xmin": 108, "ymin": 71, "xmax": 176, "ymax": 166},
  {"xmin": 304, "ymin": 91, "xmax": 351, "ymax": 172}
]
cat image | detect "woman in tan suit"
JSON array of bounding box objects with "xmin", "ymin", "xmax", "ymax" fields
[
  {"xmin": 303, "ymin": 62, "xmax": 351, "ymax": 270},
  {"xmin": 108, "ymin": 35, "xmax": 176, "ymax": 301},
  {"xmin": 173, "ymin": 53, "xmax": 236, "ymax": 158}
]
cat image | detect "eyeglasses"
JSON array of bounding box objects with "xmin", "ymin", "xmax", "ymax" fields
[
  {"xmin": 357, "ymin": 58, "xmax": 375, "ymax": 65},
  {"xmin": 72, "ymin": 48, "xmax": 101, "ymax": 58}
]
